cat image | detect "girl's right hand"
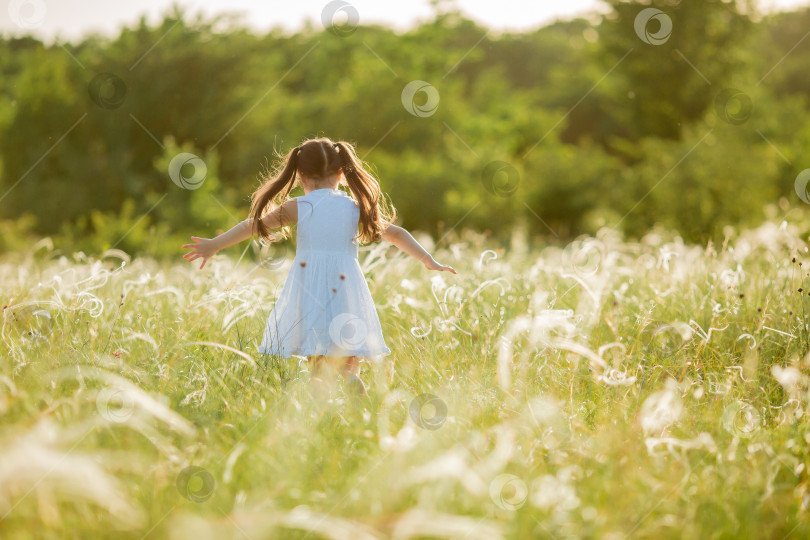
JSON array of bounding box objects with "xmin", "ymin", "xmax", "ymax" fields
[{"xmin": 424, "ymin": 258, "xmax": 457, "ymax": 274}]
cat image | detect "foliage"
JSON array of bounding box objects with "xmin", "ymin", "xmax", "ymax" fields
[{"xmin": 1, "ymin": 1, "xmax": 810, "ymax": 255}]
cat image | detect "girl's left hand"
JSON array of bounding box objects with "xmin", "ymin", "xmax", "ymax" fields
[
  {"xmin": 182, "ymin": 236, "xmax": 219, "ymax": 269},
  {"xmin": 424, "ymin": 258, "xmax": 457, "ymax": 274}
]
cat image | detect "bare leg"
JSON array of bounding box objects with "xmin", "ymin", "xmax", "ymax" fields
[
  {"xmin": 307, "ymin": 355, "xmax": 324, "ymax": 377},
  {"xmin": 308, "ymin": 355, "xmax": 335, "ymax": 394},
  {"xmin": 343, "ymin": 355, "xmax": 360, "ymax": 376},
  {"xmin": 341, "ymin": 355, "xmax": 366, "ymax": 396},
  {"xmin": 307, "ymin": 355, "xmax": 366, "ymax": 396}
]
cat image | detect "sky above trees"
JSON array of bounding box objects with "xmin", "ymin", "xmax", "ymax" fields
[{"xmin": 1, "ymin": 0, "xmax": 808, "ymax": 42}]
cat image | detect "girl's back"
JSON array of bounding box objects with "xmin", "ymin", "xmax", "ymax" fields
[{"xmin": 295, "ymin": 188, "xmax": 360, "ymax": 258}]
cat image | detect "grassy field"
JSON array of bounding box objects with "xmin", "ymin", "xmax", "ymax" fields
[{"xmin": 1, "ymin": 220, "xmax": 809, "ymax": 539}]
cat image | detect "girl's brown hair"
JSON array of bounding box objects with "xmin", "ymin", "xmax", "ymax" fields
[{"xmin": 249, "ymin": 137, "xmax": 396, "ymax": 244}]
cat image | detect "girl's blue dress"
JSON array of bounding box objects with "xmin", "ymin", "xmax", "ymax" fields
[{"xmin": 259, "ymin": 188, "xmax": 391, "ymax": 358}]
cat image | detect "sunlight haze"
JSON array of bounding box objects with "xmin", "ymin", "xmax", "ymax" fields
[{"xmin": 2, "ymin": 0, "xmax": 809, "ymax": 42}]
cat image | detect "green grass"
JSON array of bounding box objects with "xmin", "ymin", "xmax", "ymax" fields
[{"xmin": 1, "ymin": 222, "xmax": 809, "ymax": 539}]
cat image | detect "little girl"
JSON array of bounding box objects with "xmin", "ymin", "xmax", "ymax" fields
[{"xmin": 182, "ymin": 137, "xmax": 455, "ymax": 392}]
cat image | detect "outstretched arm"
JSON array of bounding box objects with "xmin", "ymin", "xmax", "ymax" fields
[
  {"xmin": 381, "ymin": 224, "xmax": 457, "ymax": 274},
  {"xmin": 182, "ymin": 200, "xmax": 297, "ymax": 269}
]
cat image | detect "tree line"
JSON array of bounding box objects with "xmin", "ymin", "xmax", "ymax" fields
[{"xmin": 1, "ymin": 0, "xmax": 810, "ymax": 257}]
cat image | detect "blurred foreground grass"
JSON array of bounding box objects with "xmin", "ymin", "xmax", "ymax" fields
[{"xmin": 1, "ymin": 222, "xmax": 810, "ymax": 539}]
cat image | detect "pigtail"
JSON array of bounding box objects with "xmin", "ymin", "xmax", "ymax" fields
[
  {"xmin": 249, "ymin": 146, "xmax": 301, "ymax": 239},
  {"xmin": 335, "ymin": 141, "xmax": 396, "ymax": 244}
]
